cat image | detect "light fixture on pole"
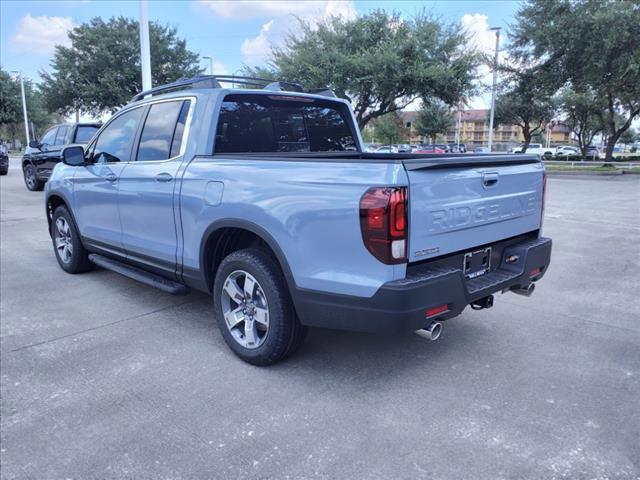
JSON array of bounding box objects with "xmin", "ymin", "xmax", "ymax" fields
[
  {"xmin": 487, "ymin": 27, "xmax": 501, "ymax": 152},
  {"xmin": 139, "ymin": 0, "xmax": 152, "ymax": 91},
  {"xmin": 11, "ymin": 71, "xmax": 30, "ymax": 145},
  {"xmin": 203, "ymin": 56, "xmax": 214, "ymax": 75}
]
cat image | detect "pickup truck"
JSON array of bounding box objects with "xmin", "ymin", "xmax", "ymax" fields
[
  {"xmin": 22, "ymin": 122, "xmax": 101, "ymax": 191},
  {"xmin": 45, "ymin": 76, "xmax": 552, "ymax": 365},
  {"xmin": 509, "ymin": 143, "xmax": 555, "ymax": 158}
]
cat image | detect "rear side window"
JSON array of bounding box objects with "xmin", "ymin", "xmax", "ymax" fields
[
  {"xmin": 74, "ymin": 125, "xmax": 100, "ymax": 143},
  {"xmin": 215, "ymin": 94, "xmax": 357, "ymax": 153},
  {"xmin": 136, "ymin": 100, "xmax": 189, "ymax": 161},
  {"xmin": 54, "ymin": 126, "xmax": 69, "ymax": 146}
]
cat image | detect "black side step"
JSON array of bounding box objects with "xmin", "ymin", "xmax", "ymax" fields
[{"xmin": 88, "ymin": 254, "xmax": 190, "ymax": 295}]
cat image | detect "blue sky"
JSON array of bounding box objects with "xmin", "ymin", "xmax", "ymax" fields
[{"xmin": 1, "ymin": 0, "xmax": 522, "ymax": 109}]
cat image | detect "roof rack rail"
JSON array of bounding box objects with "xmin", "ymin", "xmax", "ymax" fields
[{"xmin": 130, "ymin": 75, "xmax": 333, "ymax": 102}]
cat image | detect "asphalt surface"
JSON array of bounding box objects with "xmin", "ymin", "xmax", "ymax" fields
[{"xmin": 1, "ymin": 157, "xmax": 639, "ymax": 479}]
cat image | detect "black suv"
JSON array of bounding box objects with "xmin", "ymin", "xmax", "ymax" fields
[
  {"xmin": 0, "ymin": 142, "xmax": 8, "ymax": 175},
  {"xmin": 22, "ymin": 122, "xmax": 101, "ymax": 191}
]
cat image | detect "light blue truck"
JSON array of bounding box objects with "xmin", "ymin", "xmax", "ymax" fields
[{"xmin": 45, "ymin": 76, "xmax": 552, "ymax": 365}]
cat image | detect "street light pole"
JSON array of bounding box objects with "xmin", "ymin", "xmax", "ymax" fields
[
  {"xmin": 203, "ymin": 56, "xmax": 214, "ymax": 75},
  {"xmin": 487, "ymin": 27, "xmax": 501, "ymax": 152},
  {"xmin": 11, "ymin": 71, "xmax": 30, "ymax": 145},
  {"xmin": 139, "ymin": 0, "xmax": 152, "ymax": 91}
]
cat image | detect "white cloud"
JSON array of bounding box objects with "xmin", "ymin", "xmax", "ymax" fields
[
  {"xmin": 241, "ymin": 21, "xmax": 274, "ymax": 63},
  {"xmin": 10, "ymin": 14, "xmax": 74, "ymax": 55},
  {"xmin": 201, "ymin": 58, "xmax": 229, "ymax": 75},
  {"xmin": 233, "ymin": 1, "xmax": 355, "ymax": 64},
  {"xmin": 197, "ymin": 0, "xmax": 355, "ymax": 20},
  {"xmin": 460, "ymin": 13, "xmax": 507, "ymax": 109}
]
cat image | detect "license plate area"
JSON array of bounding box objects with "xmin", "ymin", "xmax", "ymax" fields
[{"xmin": 464, "ymin": 248, "xmax": 491, "ymax": 279}]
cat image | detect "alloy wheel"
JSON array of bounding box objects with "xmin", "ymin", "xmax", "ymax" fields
[
  {"xmin": 54, "ymin": 217, "xmax": 73, "ymax": 264},
  {"xmin": 220, "ymin": 270, "xmax": 270, "ymax": 349}
]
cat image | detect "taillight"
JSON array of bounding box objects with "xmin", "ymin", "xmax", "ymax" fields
[
  {"xmin": 359, "ymin": 187, "xmax": 408, "ymax": 264},
  {"xmin": 540, "ymin": 171, "xmax": 547, "ymax": 229}
]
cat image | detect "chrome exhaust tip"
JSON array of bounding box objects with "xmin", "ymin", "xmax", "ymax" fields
[
  {"xmin": 415, "ymin": 321, "xmax": 442, "ymax": 341},
  {"xmin": 511, "ymin": 283, "xmax": 535, "ymax": 297}
]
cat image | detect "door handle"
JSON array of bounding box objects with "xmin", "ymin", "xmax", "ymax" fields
[
  {"xmin": 155, "ymin": 172, "xmax": 173, "ymax": 183},
  {"xmin": 105, "ymin": 173, "xmax": 117, "ymax": 182},
  {"xmin": 482, "ymin": 172, "xmax": 499, "ymax": 188}
]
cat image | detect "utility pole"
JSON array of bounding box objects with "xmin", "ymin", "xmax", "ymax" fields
[
  {"xmin": 139, "ymin": 0, "xmax": 152, "ymax": 91},
  {"xmin": 11, "ymin": 71, "xmax": 30, "ymax": 145},
  {"xmin": 487, "ymin": 27, "xmax": 501, "ymax": 152},
  {"xmin": 203, "ymin": 56, "xmax": 214, "ymax": 75},
  {"xmin": 455, "ymin": 106, "xmax": 462, "ymax": 146}
]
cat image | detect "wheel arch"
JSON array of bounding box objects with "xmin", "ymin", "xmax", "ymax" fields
[{"xmin": 198, "ymin": 219, "xmax": 298, "ymax": 297}]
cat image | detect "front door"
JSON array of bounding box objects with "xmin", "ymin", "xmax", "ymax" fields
[
  {"xmin": 73, "ymin": 106, "xmax": 145, "ymax": 254},
  {"xmin": 118, "ymin": 99, "xmax": 192, "ymax": 277}
]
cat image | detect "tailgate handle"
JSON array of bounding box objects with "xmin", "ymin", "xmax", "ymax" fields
[{"xmin": 482, "ymin": 172, "xmax": 499, "ymax": 188}]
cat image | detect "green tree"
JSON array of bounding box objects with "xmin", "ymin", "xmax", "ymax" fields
[
  {"xmin": 494, "ymin": 68, "xmax": 556, "ymax": 152},
  {"xmin": 40, "ymin": 17, "xmax": 202, "ymax": 116},
  {"xmin": 510, "ymin": 0, "xmax": 640, "ymax": 161},
  {"xmin": 258, "ymin": 10, "xmax": 480, "ymax": 129},
  {"xmin": 618, "ymin": 128, "xmax": 637, "ymax": 152},
  {"xmin": 414, "ymin": 100, "xmax": 454, "ymax": 145},
  {"xmin": 558, "ymin": 87, "xmax": 605, "ymax": 156},
  {"xmin": 0, "ymin": 68, "xmax": 61, "ymax": 146},
  {"xmin": 372, "ymin": 112, "xmax": 407, "ymax": 146}
]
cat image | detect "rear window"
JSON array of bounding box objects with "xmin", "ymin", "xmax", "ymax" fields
[
  {"xmin": 75, "ymin": 125, "xmax": 100, "ymax": 143},
  {"xmin": 214, "ymin": 94, "xmax": 357, "ymax": 154}
]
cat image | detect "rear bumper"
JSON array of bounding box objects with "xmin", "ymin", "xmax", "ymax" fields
[{"xmin": 294, "ymin": 236, "xmax": 552, "ymax": 333}]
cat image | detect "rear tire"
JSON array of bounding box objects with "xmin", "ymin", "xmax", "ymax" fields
[
  {"xmin": 51, "ymin": 206, "xmax": 93, "ymax": 273},
  {"xmin": 213, "ymin": 248, "xmax": 307, "ymax": 365},
  {"xmin": 23, "ymin": 164, "xmax": 44, "ymax": 191}
]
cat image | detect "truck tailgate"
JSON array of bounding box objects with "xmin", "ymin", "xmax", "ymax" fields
[{"xmin": 403, "ymin": 156, "xmax": 544, "ymax": 262}]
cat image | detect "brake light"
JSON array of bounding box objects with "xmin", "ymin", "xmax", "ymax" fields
[
  {"xmin": 359, "ymin": 187, "xmax": 408, "ymax": 264},
  {"xmin": 540, "ymin": 171, "xmax": 547, "ymax": 229}
]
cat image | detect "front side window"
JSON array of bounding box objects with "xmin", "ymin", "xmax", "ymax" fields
[
  {"xmin": 74, "ymin": 125, "xmax": 100, "ymax": 144},
  {"xmin": 215, "ymin": 94, "xmax": 357, "ymax": 153},
  {"xmin": 54, "ymin": 126, "xmax": 69, "ymax": 146},
  {"xmin": 92, "ymin": 108, "xmax": 144, "ymax": 163},
  {"xmin": 136, "ymin": 100, "xmax": 189, "ymax": 161},
  {"xmin": 40, "ymin": 128, "xmax": 57, "ymax": 146}
]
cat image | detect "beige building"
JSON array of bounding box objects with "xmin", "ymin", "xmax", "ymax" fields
[{"xmin": 398, "ymin": 109, "xmax": 572, "ymax": 147}]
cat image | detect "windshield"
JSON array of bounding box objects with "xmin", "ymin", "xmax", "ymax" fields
[{"xmin": 215, "ymin": 94, "xmax": 358, "ymax": 154}]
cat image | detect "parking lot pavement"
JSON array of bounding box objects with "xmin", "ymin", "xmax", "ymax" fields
[{"xmin": 1, "ymin": 155, "xmax": 639, "ymax": 479}]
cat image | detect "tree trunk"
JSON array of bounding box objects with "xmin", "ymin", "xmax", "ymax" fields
[
  {"xmin": 604, "ymin": 132, "xmax": 619, "ymax": 162},
  {"xmin": 431, "ymin": 134, "xmax": 436, "ymax": 145},
  {"xmin": 522, "ymin": 124, "xmax": 532, "ymax": 152}
]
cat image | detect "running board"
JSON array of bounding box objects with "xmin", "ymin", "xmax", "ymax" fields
[{"xmin": 88, "ymin": 254, "xmax": 190, "ymax": 295}]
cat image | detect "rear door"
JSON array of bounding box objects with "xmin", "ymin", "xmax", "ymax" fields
[
  {"xmin": 404, "ymin": 157, "xmax": 544, "ymax": 263},
  {"xmin": 118, "ymin": 98, "xmax": 192, "ymax": 277}
]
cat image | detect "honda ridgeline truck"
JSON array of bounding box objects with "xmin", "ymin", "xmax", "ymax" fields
[{"xmin": 45, "ymin": 76, "xmax": 552, "ymax": 365}]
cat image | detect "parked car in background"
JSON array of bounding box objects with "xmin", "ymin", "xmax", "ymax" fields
[
  {"xmin": 376, "ymin": 145, "xmax": 399, "ymax": 153},
  {"xmin": 22, "ymin": 122, "xmax": 101, "ymax": 191},
  {"xmin": 509, "ymin": 143, "xmax": 555, "ymax": 158},
  {"xmin": 448, "ymin": 143, "xmax": 466, "ymax": 153},
  {"xmin": 585, "ymin": 146, "xmax": 600, "ymax": 159},
  {"xmin": 434, "ymin": 144, "xmax": 451, "ymax": 153},
  {"xmin": 396, "ymin": 144, "xmax": 412, "ymax": 153},
  {"xmin": 0, "ymin": 142, "xmax": 8, "ymax": 175},
  {"xmin": 555, "ymin": 145, "xmax": 580, "ymax": 158},
  {"xmin": 413, "ymin": 145, "xmax": 446, "ymax": 153},
  {"xmin": 46, "ymin": 75, "xmax": 551, "ymax": 365}
]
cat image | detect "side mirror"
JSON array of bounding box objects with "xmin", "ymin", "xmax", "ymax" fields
[
  {"xmin": 28, "ymin": 140, "xmax": 41, "ymax": 149},
  {"xmin": 62, "ymin": 146, "xmax": 86, "ymax": 166}
]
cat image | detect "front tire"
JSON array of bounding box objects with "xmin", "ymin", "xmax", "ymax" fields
[
  {"xmin": 213, "ymin": 248, "xmax": 307, "ymax": 366},
  {"xmin": 23, "ymin": 164, "xmax": 44, "ymax": 191},
  {"xmin": 51, "ymin": 206, "xmax": 93, "ymax": 273}
]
